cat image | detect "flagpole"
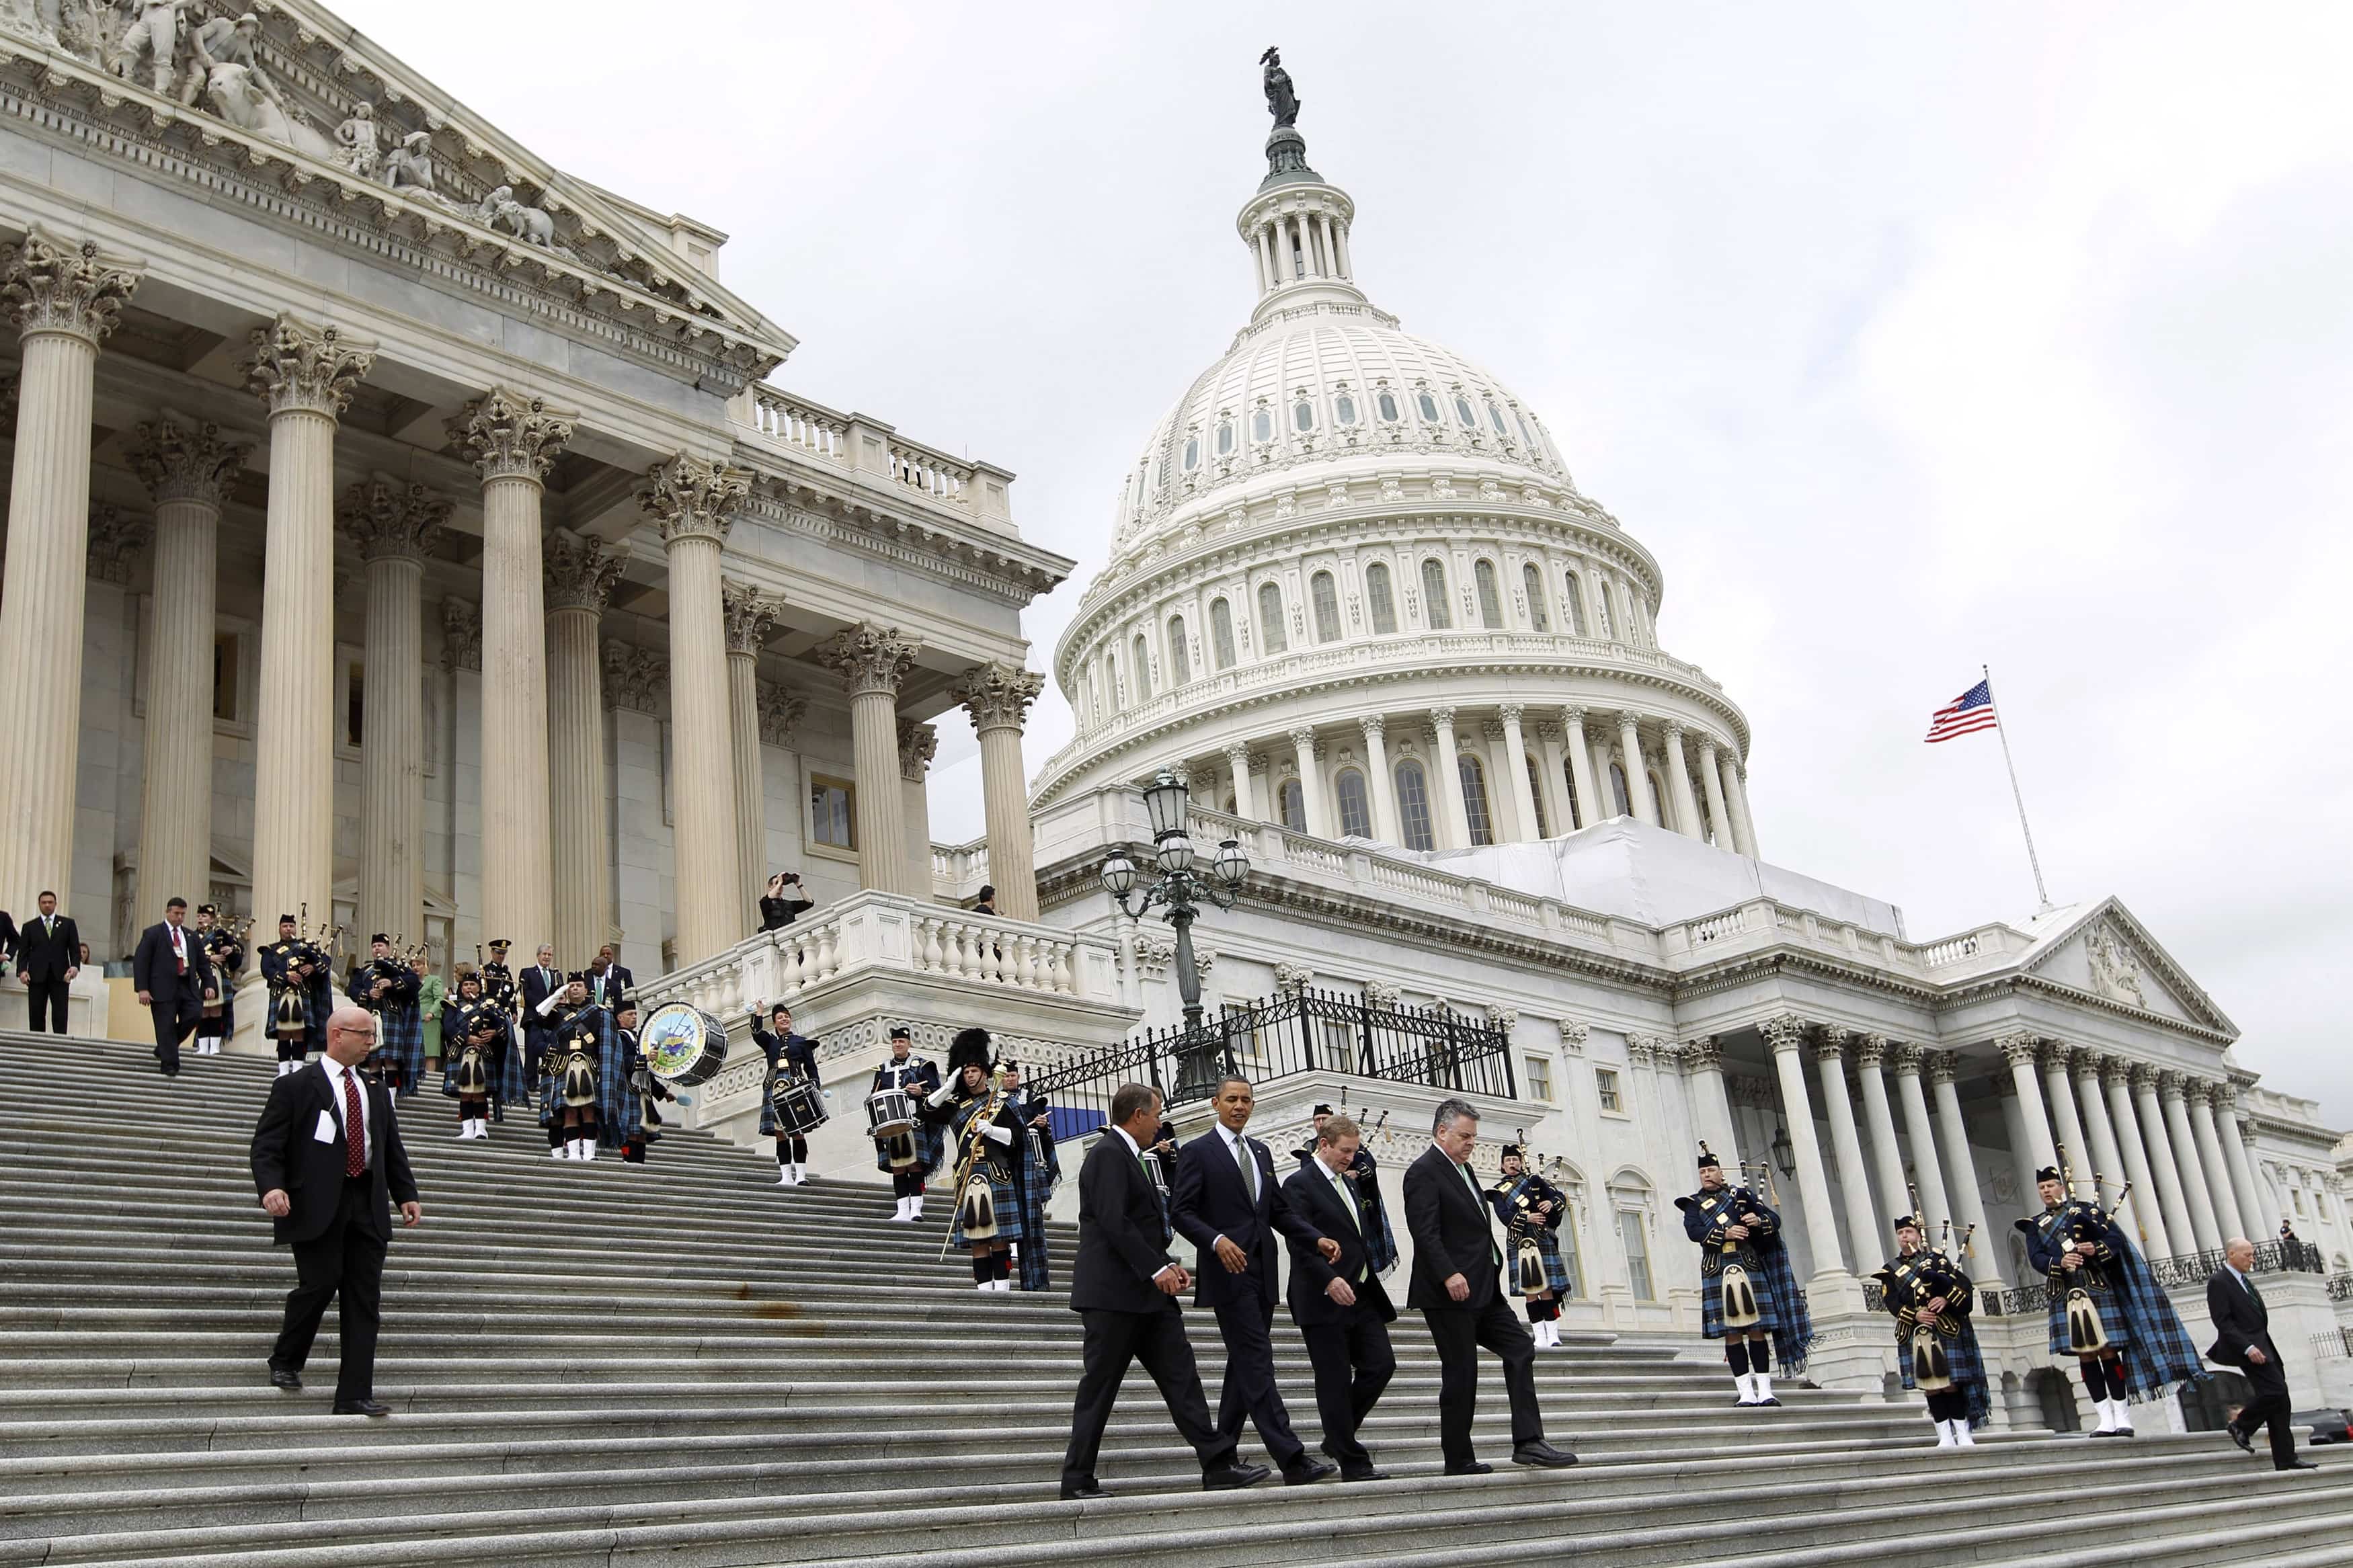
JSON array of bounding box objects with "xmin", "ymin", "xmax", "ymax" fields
[{"xmin": 1985, "ymin": 663, "xmax": 2052, "ymax": 911}]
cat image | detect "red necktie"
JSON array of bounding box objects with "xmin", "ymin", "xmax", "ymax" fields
[
  {"xmin": 342, "ymin": 1069, "xmax": 366, "ymax": 1178},
  {"xmin": 173, "ymin": 930, "xmax": 186, "ymax": 975}
]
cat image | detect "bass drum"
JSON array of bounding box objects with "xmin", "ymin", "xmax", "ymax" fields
[{"xmin": 640, "ymin": 1002, "xmax": 731, "ymax": 1086}]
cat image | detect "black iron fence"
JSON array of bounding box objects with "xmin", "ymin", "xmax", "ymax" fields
[
  {"xmin": 1982, "ymin": 1237, "xmax": 2326, "ymax": 1317},
  {"xmin": 1029, "ymin": 987, "xmax": 1516, "ymax": 1143}
]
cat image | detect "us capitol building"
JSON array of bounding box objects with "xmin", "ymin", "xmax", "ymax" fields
[{"xmin": 1, "ymin": 7, "xmax": 2345, "ymax": 1423}]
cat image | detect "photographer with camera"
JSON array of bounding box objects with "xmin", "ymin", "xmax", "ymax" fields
[{"xmin": 758, "ymin": 872, "xmax": 815, "ymax": 934}]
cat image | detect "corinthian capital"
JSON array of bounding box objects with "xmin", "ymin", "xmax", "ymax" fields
[
  {"xmin": 1, "ymin": 228, "xmax": 140, "ymax": 345},
  {"xmin": 756, "ymin": 679, "xmax": 805, "ymax": 747},
  {"xmin": 337, "ymin": 479, "xmax": 450, "ymax": 564},
  {"xmin": 898, "ymin": 718, "xmax": 939, "ymax": 781},
  {"xmin": 1926, "ymin": 1049, "xmax": 1960, "ymax": 1085},
  {"xmin": 126, "ymin": 413, "xmax": 249, "ymax": 509},
  {"xmin": 956, "ymin": 661, "xmax": 1045, "ymax": 733},
  {"xmin": 721, "ymin": 579, "xmax": 783, "ymax": 655},
  {"xmin": 442, "ymin": 597, "xmax": 480, "ymax": 671},
  {"xmin": 85, "ymin": 504, "xmax": 150, "ymax": 584},
  {"xmin": 1429, "ymin": 704, "xmax": 1457, "ymax": 729},
  {"xmin": 601, "ymin": 641, "xmax": 670, "ymax": 714},
  {"xmin": 1761, "ymin": 1014, "xmax": 1808, "ymax": 1054},
  {"xmin": 1890, "ymin": 1042, "xmax": 1925, "ymax": 1075},
  {"xmin": 1995, "ymin": 1032, "xmax": 2042, "ymax": 1068},
  {"xmin": 243, "ymin": 315, "xmax": 374, "ymax": 417},
  {"xmin": 543, "ymin": 528, "xmax": 626, "ymax": 614},
  {"xmin": 1498, "ymin": 702, "xmax": 1525, "ymax": 726},
  {"xmin": 640, "ymin": 452, "xmax": 747, "ymax": 545},
  {"xmin": 815, "ymin": 622, "xmax": 918, "ymax": 698},
  {"xmin": 1680, "ymin": 1036, "xmax": 1721, "ymax": 1073},
  {"xmin": 452, "ymin": 387, "xmax": 574, "ymax": 483},
  {"xmin": 1812, "ymin": 1023, "xmax": 1849, "ymax": 1063},
  {"xmin": 1854, "ymin": 1032, "xmax": 1889, "ymax": 1069},
  {"xmin": 1357, "ymin": 714, "xmax": 1387, "ymax": 745}
]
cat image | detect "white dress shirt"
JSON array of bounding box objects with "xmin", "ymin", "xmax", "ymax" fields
[
  {"xmin": 1113, "ymin": 1124, "xmax": 1179, "ymax": 1283},
  {"xmin": 321, "ymin": 1057, "xmax": 373, "ymax": 1164}
]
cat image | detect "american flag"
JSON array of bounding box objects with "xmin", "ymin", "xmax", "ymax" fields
[{"xmin": 1924, "ymin": 679, "xmax": 1999, "ymax": 743}]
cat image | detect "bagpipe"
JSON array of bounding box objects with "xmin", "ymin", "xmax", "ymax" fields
[
  {"xmin": 449, "ymin": 1003, "xmax": 509, "ymax": 1098},
  {"xmin": 949, "ymin": 1085, "xmax": 1011, "ymax": 1243},
  {"xmin": 1491, "ymin": 1161, "xmax": 1566, "ymax": 1296},
  {"xmin": 2042, "ymin": 1143, "xmax": 2134, "ymax": 1356}
]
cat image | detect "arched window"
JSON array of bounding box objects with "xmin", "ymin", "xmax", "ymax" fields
[
  {"xmin": 1459, "ymin": 753, "xmax": 1494, "ymax": 846},
  {"xmin": 1488, "ymin": 401, "xmax": 1509, "ymax": 437},
  {"xmin": 1293, "ymin": 399, "xmax": 1316, "ymax": 433},
  {"xmin": 1609, "ymin": 762, "xmax": 1630, "ymax": 817},
  {"xmin": 1648, "ymin": 772, "xmax": 1671, "ymax": 829},
  {"xmin": 1278, "ymin": 777, "xmax": 1307, "ymax": 833},
  {"xmin": 1378, "ymin": 390, "xmax": 1400, "ymax": 422},
  {"xmin": 1563, "ymin": 572, "xmax": 1589, "ymax": 636},
  {"xmin": 1166, "ymin": 615, "xmax": 1190, "ymax": 686},
  {"xmin": 1516, "ymin": 411, "xmax": 1535, "ymax": 447},
  {"xmin": 1251, "ymin": 408, "xmax": 1273, "ymax": 443},
  {"xmin": 1131, "ymin": 634, "xmax": 1152, "ymax": 702},
  {"xmin": 1417, "ymin": 390, "xmax": 1440, "ymax": 423},
  {"xmin": 1334, "ymin": 393, "xmax": 1357, "ymax": 425},
  {"xmin": 1474, "ymin": 559, "xmax": 1503, "ymax": 629},
  {"xmin": 1592, "ymin": 581, "xmax": 1613, "ymax": 640},
  {"xmin": 1523, "ymin": 563, "xmax": 1549, "ymax": 631},
  {"xmin": 1365, "ymin": 563, "xmax": 1398, "ymax": 634},
  {"xmin": 1310, "ymin": 571, "xmax": 1341, "ymax": 643},
  {"xmin": 1257, "ymin": 581, "xmax": 1287, "ymax": 655},
  {"xmin": 1217, "ymin": 419, "xmax": 1235, "ymax": 456},
  {"xmin": 1454, "ymin": 395, "xmax": 1477, "ymax": 427},
  {"xmin": 1335, "ymin": 768, "xmax": 1371, "ymax": 837},
  {"xmin": 1394, "ymin": 759, "xmax": 1435, "ymax": 851},
  {"xmin": 1210, "ymin": 597, "xmax": 1236, "ymax": 670},
  {"xmin": 1421, "ymin": 559, "xmax": 1452, "ymax": 629},
  {"xmin": 1525, "ymin": 755, "xmax": 1551, "ymax": 837},
  {"xmin": 1182, "ymin": 436, "xmax": 1199, "ymax": 472},
  {"xmin": 1560, "ymin": 759, "xmax": 1581, "ymax": 829},
  {"xmin": 1106, "ymin": 650, "xmax": 1121, "ymax": 712}
]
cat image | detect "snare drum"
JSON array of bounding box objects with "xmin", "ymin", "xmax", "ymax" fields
[
  {"xmin": 641, "ymin": 1002, "xmax": 731, "ymax": 1086},
  {"xmin": 866, "ymin": 1087, "xmax": 916, "ymax": 1140},
  {"xmin": 770, "ymin": 1073, "xmax": 828, "ymax": 1135}
]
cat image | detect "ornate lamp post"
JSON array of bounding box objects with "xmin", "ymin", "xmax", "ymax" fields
[{"xmin": 1102, "ymin": 770, "xmax": 1248, "ymax": 1036}]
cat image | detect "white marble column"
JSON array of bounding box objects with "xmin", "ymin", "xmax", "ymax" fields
[
  {"xmin": 1429, "ymin": 706, "xmax": 1474, "ymax": 848},
  {"xmin": 815, "ymin": 621, "xmax": 919, "ymax": 897},
  {"xmin": 452, "ymin": 389, "xmax": 571, "ymax": 957},
  {"xmin": 2184, "ymin": 1081, "xmax": 2246, "ymax": 1243},
  {"xmin": 126, "ymin": 413, "xmax": 244, "ymax": 914},
  {"xmin": 2102, "ymin": 1057, "xmax": 2173, "ymax": 1258},
  {"xmin": 898, "ymin": 718, "xmax": 938, "ymax": 895},
  {"xmin": 1617, "ymin": 714, "xmax": 1659, "ymax": 826},
  {"xmin": 2133, "ymin": 1063, "xmax": 2200, "ymax": 1260},
  {"xmin": 1533, "ymin": 719, "xmax": 1569, "ymax": 838},
  {"xmin": 643, "ymin": 454, "xmax": 751, "ymax": 962},
  {"xmin": 1358, "ymin": 716, "xmax": 1399, "ymax": 844},
  {"xmin": 0, "ymin": 231, "xmax": 139, "ymax": 911},
  {"xmin": 2159, "ymin": 1071, "xmax": 2223, "ymax": 1252},
  {"xmin": 1813, "ymin": 1028, "xmax": 1880, "ymax": 1266},
  {"xmin": 1927, "ymin": 1051, "xmax": 1998, "ymax": 1278},
  {"xmin": 2213, "ymin": 1087, "xmax": 2273, "ymax": 1241},
  {"xmin": 2040, "ymin": 1042, "xmax": 2093, "ymax": 1187},
  {"xmin": 1289, "ymin": 726, "xmax": 1328, "ymax": 837},
  {"xmin": 1765, "ymin": 1016, "xmax": 1851, "ymax": 1278},
  {"xmin": 244, "ymin": 315, "xmax": 374, "ymax": 941},
  {"xmin": 543, "ymin": 529, "xmax": 623, "ymax": 970},
  {"xmin": 1661, "ymin": 722, "xmax": 1704, "ymax": 840},
  {"xmin": 1892, "ymin": 1043, "xmax": 1952, "ymax": 1236},
  {"xmin": 1853, "ymin": 1036, "xmax": 1912, "ymax": 1231},
  {"xmin": 957, "ymin": 662, "xmax": 1047, "ymax": 920},
  {"xmin": 1723, "ymin": 755, "xmax": 1760, "ymax": 857},
  {"xmin": 2073, "ymin": 1050, "xmax": 2128, "ymax": 1198},
  {"xmin": 1681, "ymin": 1037, "xmax": 1739, "ymax": 1163},
  {"xmin": 1224, "ymin": 742, "xmax": 1257, "ymax": 823},
  {"xmin": 1697, "ymin": 736, "xmax": 1734, "ymax": 850},
  {"xmin": 722, "ymin": 581, "xmax": 782, "ymax": 912},
  {"xmin": 1994, "ymin": 1076, "xmax": 2044, "ymax": 1222},
  {"xmin": 1998, "ymin": 1033, "xmax": 2057, "ymax": 1172},
  {"xmin": 1562, "ymin": 706, "xmax": 1602, "ymax": 829},
  {"xmin": 1499, "ymin": 704, "xmax": 1540, "ymax": 841},
  {"xmin": 337, "ymin": 479, "xmax": 446, "ymax": 947}
]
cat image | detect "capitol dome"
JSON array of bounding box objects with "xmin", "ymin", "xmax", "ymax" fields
[{"xmin": 1035, "ymin": 110, "xmax": 1762, "ymax": 866}]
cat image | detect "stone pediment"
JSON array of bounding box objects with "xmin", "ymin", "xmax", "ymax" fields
[
  {"xmin": 0, "ymin": 0, "xmax": 794, "ymax": 388},
  {"xmin": 2018, "ymin": 897, "xmax": 2234, "ymax": 1036}
]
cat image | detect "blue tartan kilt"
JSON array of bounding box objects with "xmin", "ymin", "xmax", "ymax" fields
[
  {"xmin": 1899, "ymin": 1317, "xmax": 1991, "ymax": 1424},
  {"xmin": 489, "ymin": 1031, "xmax": 528, "ymax": 1104},
  {"xmin": 951, "ymin": 1161, "xmax": 1027, "ymax": 1249},
  {"xmin": 2043, "ymin": 1275, "xmax": 2135, "ymax": 1358},
  {"xmin": 376, "ymin": 1005, "xmax": 424, "ymax": 1092},
  {"xmin": 1509, "ymin": 1227, "xmax": 1573, "ymax": 1296},
  {"xmin": 873, "ymin": 1118, "xmax": 945, "ymax": 1175},
  {"xmin": 596, "ymin": 1032, "xmax": 641, "ymax": 1147}
]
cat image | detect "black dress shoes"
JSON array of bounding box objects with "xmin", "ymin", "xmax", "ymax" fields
[
  {"xmin": 1058, "ymin": 1479, "xmax": 1107, "ymax": 1500},
  {"xmin": 1202, "ymin": 1461, "xmax": 1271, "ymax": 1491},
  {"xmin": 1513, "ymin": 1440, "xmax": 1579, "ymax": 1468},
  {"xmin": 1444, "ymin": 1460, "xmax": 1493, "ymax": 1476},
  {"xmin": 2278, "ymin": 1459, "xmax": 2320, "ymax": 1471},
  {"xmin": 268, "ymin": 1367, "xmax": 301, "ymax": 1392},
  {"xmin": 1340, "ymin": 1466, "xmax": 1390, "ymax": 1483},
  {"xmin": 1283, "ymin": 1458, "xmax": 1339, "ymax": 1485},
  {"xmin": 331, "ymin": 1399, "xmax": 391, "ymax": 1417},
  {"xmin": 2229, "ymin": 1423, "xmax": 2254, "ymax": 1454}
]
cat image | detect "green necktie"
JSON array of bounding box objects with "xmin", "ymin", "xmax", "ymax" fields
[
  {"xmin": 1461, "ymin": 1160, "xmax": 1501, "ymax": 1266},
  {"xmin": 1329, "ymin": 1167, "xmax": 1365, "ymax": 1281},
  {"xmin": 1236, "ymin": 1134, "xmax": 1258, "ymax": 1203}
]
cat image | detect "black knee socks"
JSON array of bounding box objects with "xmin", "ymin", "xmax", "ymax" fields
[
  {"xmin": 2081, "ymin": 1358, "xmax": 2126, "ymax": 1401},
  {"xmin": 1726, "ymin": 1341, "xmax": 1752, "ymax": 1376},
  {"xmin": 1926, "ymin": 1389, "xmax": 1968, "ymax": 1422},
  {"xmin": 2104, "ymin": 1356, "xmax": 2128, "ymax": 1400},
  {"xmin": 788, "ymin": 1137, "xmax": 809, "ymax": 1162},
  {"xmin": 776, "ymin": 1143, "xmax": 791, "ymax": 1167},
  {"xmin": 547, "ymin": 1123, "xmax": 564, "ymax": 1150},
  {"xmin": 971, "ymin": 1257, "xmax": 991, "ymax": 1283},
  {"xmin": 1748, "ymin": 1339, "xmax": 1770, "ymax": 1374},
  {"xmin": 893, "ymin": 1172, "xmax": 920, "ymax": 1198},
  {"xmin": 992, "ymin": 1252, "xmax": 1011, "ymax": 1281}
]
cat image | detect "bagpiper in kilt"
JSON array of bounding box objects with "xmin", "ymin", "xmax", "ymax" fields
[
  {"xmin": 615, "ymin": 995, "xmax": 674, "ymax": 1165},
  {"xmin": 2018, "ymin": 1165, "xmax": 2202, "ymax": 1438},
  {"xmin": 871, "ymin": 1025, "xmax": 943, "ymax": 1221},
  {"xmin": 750, "ymin": 1001, "xmax": 822, "ymax": 1187},
  {"xmin": 257, "ymin": 915, "xmax": 333, "ymax": 1075},
  {"xmin": 192, "ymin": 905, "xmax": 242, "ymax": 1055},
  {"xmin": 1677, "ymin": 1145, "xmax": 1809, "ymax": 1407},
  {"xmin": 930, "ymin": 1028, "xmax": 1052, "ymax": 1292},
  {"xmin": 1488, "ymin": 1145, "xmax": 1572, "ymax": 1349},
  {"xmin": 440, "ymin": 983, "xmax": 508, "ymax": 1142},
  {"xmin": 1290, "ymin": 1104, "xmax": 1398, "ymax": 1274},
  {"xmin": 1874, "ymin": 1214, "xmax": 1989, "ymax": 1447},
  {"xmin": 475, "ymin": 942, "xmax": 527, "ymax": 1117},
  {"xmin": 347, "ymin": 935, "xmax": 424, "ymax": 1097},
  {"xmin": 536, "ymin": 976, "xmax": 633, "ymax": 1161}
]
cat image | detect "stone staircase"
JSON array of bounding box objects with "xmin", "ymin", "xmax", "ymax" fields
[{"xmin": 2, "ymin": 1034, "xmax": 2348, "ymax": 1568}]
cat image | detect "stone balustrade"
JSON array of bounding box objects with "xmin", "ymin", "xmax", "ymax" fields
[{"xmin": 735, "ymin": 384, "xmax": 996, "ymax": 524}]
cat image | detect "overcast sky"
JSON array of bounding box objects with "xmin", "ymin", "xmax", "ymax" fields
[{"xmin": 335, "ymin": 2, "xmax": 2353, "ymax": 1129}]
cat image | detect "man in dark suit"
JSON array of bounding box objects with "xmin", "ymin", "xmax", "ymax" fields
[
  {"xmin": 249, "ymin": 1004, "xmax": 423, "ymax": 1415},
  {"xmin": 519, "ymin": 944, "xmax": 562, "ymax": 1016},
  {"xmin": 594, "ymin": 944, "xmax": 633, "ymax": 1003},
  {"xmin": 1282, "ymin": 1112, "xmax": 1396, "ymax": 1481},
  {"xmin": 1172, "ymin": 1075, "xmax": 1341, "ymax": 1486},
  {"xmin": 2208, "ymin": 1236, "xmax": 2317, "ymax": 1471},
  {"xmin": 132, "ymin": 895, "xmax": 216, "ymax": 1078},
  {"xmin": 15, "ymin": 890, "xmax": 80, "ymax": 1033},
  {"xmin": 1405, "ymin": 1097, "xmax": 1577, "ymax": 1473},
  {"xmin": 1060, "ymin": 1081, "xmax": 1267, "ymax": 1500}
]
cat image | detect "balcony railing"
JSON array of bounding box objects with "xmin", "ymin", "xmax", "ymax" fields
[{"xmin": 735, "ymin": 386, "xmax": 997, "ymax": 524}]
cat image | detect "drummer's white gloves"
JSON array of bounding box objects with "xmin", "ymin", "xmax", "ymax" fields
[
  {"xmin": 536, "ymin": 989, "xmax": 563, "ymax": 1017},
  {"xmin": 981, "ymin": 1122, "xmax": 1012, "ymax": 1147},
  {"xmin": 926, "ymin": 1079, "xmax": 959, "ymax": 1108}
]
